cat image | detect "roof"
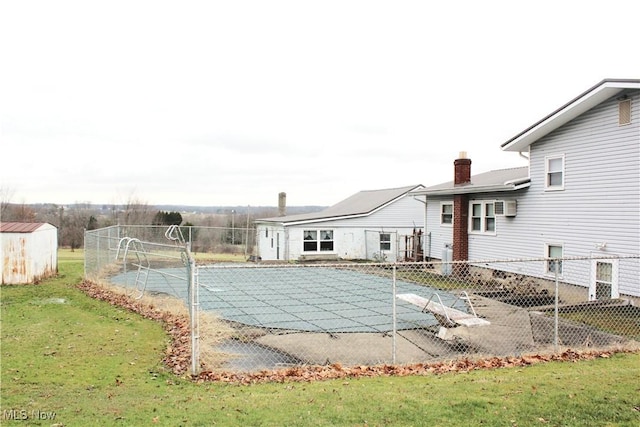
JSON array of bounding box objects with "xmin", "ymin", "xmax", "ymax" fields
[
  {"xmin": 0, "ymin": 222, "xmax": 55, "ymax": 233},
  {"xmin": 410, "ymin": 167, "xmax": 530, "ymax": 197},
  {"xmin": 502, "ymin": 78, "xmax": 640, "ymax": 152},
  {"xmin": 257, "ymin": 184, "xmax": 424, "ymax": 225}
]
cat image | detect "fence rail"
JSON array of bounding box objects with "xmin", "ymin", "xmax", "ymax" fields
[{"xmin": 85, "ymin": 226, "xmax": 640, "ymax": 376}]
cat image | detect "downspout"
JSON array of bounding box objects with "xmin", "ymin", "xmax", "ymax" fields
[{"xmin": 518, "ymin": 151, "xmax": 529, "ymax": 161}]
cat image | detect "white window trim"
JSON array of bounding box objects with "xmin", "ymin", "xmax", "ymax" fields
[
  {"xmin": 468, "ymin": 201, "xmax": 497, "ymax": 236},
  {"xmin": 545, "ymin": 154, "xmax": 565, "ymax": 191},
  {"xmin": 379, "ymin": 233, "xmax": 392, "ymax": 252},
  {"xmin": 302, "ymin": 229, "xmax": 335, "ymax": 253},
  {"xmin": 589, "ymin": 257, "xmax": 620, "ymax": 301},
  {"xmin": 440, "ymin": 202, "xmax": 453, "ymax": 227},
  {"xmin": 544, "ymin": 242, "xmax": 564, "ymax": 277}
]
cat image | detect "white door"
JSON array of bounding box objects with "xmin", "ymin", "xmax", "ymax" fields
[{"xmin": 589, "ymin": 258, "xmax": 619, "ymax": 301}]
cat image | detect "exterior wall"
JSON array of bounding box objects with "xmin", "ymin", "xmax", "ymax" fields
[
  {"xmin": 256, "ymin": 195, "xmax": 424, "ymax": 261},
  {"xmin": 518, "ymin": 91, "xmax": 640, "ymax": 297},
  {"xmin": 424, "ymin": 90, "xmax": 640, "ymax": 297},
  {"xmin": 256, "ymin": 224, "xmax": 286, "ymax": 261},
  {"xmin": 1, "ymin": 224, "xmax": 58, "ymax": 284}
]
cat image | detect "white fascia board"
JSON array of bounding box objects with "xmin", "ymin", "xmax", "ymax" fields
[
  {"xmin": 412, "ymin": 182, "xmax": 529, "ymax": 197},
  {"xmin": 502, "ymin": 81, "xmax": 640, "ymax": 152}
]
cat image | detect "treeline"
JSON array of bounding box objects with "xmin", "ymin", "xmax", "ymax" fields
[{"xmin": 1, "ymin": 200, "xmax": 279, "ymax": 250}]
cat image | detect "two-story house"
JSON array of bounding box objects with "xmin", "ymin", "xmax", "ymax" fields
[{"xmin": 411, "ymin": 79, "xmax": 640, "ymax": 299}]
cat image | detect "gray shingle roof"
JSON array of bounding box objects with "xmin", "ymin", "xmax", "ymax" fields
[
  {"xmin": 411, "ymin": 167, "xmax": 530, "ymax": 196},
  {"xmin": 257, "ymin": 184, "xmax": 424, "ymax": 224}
]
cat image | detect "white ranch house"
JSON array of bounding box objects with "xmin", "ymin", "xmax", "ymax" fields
[
  {"xmin": 255, "ymin": 185, "xmax": 425, "ymax": 262},
  {"xmin": 411, "ymin": 79, "xmax": 640, "ymax": 299}
]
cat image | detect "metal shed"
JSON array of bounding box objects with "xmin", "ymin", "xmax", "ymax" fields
[{"xmin": 1, "ymin": 222, "xmax": 58, "ymax": 284}]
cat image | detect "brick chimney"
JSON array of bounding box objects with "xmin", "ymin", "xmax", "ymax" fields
[
  {"xmin": 278, "ymin": 192, "xmax": 286, "ymax": 216},
  {"xmin": 454, "ymin": 151, "xmax": 471, "ymax": 185},
  {"xmin": 452, "ymin": 152, "xmax": 470, "ymax": 266}
]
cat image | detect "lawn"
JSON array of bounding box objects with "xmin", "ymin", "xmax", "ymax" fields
[{"xmin": 1, "ymin": 250, "xmax": 639, "ymax": 426}]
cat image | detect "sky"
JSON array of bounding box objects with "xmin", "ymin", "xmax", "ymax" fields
[{"xmin": 1, "ymin": 0, "xmax": 639, "ymax": 208}]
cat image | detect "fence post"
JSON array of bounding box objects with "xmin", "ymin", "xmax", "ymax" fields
[
  {"xmin": 187, "ymin": 243, "xmax": 199, "ymax": 376},
  {"xmin": 554, "ymin": 259, "xmax": 560, "ymax": 352},
  {"xmin": 392, "ymin": 263, "xmax": 397, "ymax": 364}
]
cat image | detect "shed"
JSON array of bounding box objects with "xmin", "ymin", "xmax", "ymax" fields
[{"xmin": 1, "ymin": 222, "xmax": 58, "ymax": 284}]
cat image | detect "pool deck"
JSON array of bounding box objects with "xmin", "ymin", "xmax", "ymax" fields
[{"xmin": 241, "ymin": 295, "xmax": 537, "ymax": 367}]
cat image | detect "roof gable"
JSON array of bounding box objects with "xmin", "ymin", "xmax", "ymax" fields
[
  {"xmin": 411, "ymin": 167, "xmax": 529, "ymax": 197},
  {"xmin": 257, "ymin": 185, "xmax": 424, "ymax": 224},
  {"xmin": 502, "ymin": 79, "xmax": 640, "ymax": 152}
]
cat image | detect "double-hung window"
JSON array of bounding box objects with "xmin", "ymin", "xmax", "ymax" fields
[
  {"xmin": 303, "ymin": 230, "xmax": 334, "ymax": 252},
  {"xmin": 545, "ymin": 155, "xmax": 564, "ymax": 190},
  {"xmin": 303, "ymin": 230, "xmax": 318, "ymax": 251},
  {"xmin": 469, "ymin": 201, "xmax": 496, "ymax": 234},
  {"xmin": 379, "ymin": 233, "xmax": 391, "ymax": 251},
  {"xmin": 320, "ymin": 230, "xmax": 334, "ymax": 251},
  {"xmin": 441, "ymin": 203, "xmax": 453, "ymax": 225}
]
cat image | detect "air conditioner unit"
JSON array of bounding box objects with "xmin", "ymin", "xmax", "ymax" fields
[{"xmin": 495, "ymin": 200, "xmax": 517, "ymax": 217}]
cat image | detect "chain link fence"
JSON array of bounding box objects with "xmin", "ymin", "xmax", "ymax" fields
[{"xmin": 85, "ymin": 226, "xmax": 640, "ymax": 376}]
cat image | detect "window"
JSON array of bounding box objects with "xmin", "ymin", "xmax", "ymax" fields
[
  {"xmin": 545, "ymin": 155, "xmax": 564, "ymax": 190},
  {"xmin": 320, "ymin": 230, "xmax": 334, "ymax": 251},
  {"xmin": 441, "ymin": 203, "xmax": 453, "ymax": 225},
  {"xmin": 380, "ymin": 233, "xmax": 391, "ymax": 251},
  {"xmin": 303, "ymin": 230, "xmax": 334, "ymax": 252},
  {"xmin": 303, "ymin": 230, "xmax": 317, "ymax": 251},
  {"xmin": 471, "ymin": 203, "xmax": 482, "ymax": 231},
  {"xmin": 485, "ymin": 203, "xmax": 495, "ymax": 232},
  {"xmin": 546, "ymin": 244, "xmax": 563, "ymax": 275},
  {"xmin": 469, "ymin": 201, "xmax": 496, "ymax": 234}
]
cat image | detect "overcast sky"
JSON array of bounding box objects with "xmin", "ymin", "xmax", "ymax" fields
[{"xmin": 1, "ymin": 1, "xmax": 639, "ymax": 208}]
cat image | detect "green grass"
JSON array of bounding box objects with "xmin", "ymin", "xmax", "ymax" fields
[{"xmin": 2, "ymin": 254, "xmax": 640, "ymax": 426}]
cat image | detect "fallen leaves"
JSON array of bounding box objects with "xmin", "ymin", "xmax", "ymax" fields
[{"xmin": 77, "ymin": 279, "xmax": 636, "ymax": 385}]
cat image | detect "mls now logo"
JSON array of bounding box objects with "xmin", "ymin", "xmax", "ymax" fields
[{"xmin": 3, "ymin": 409, "xmax": 28, "ymax": 420}]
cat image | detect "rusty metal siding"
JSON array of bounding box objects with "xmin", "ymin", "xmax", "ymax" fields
[{"xmin": 1, "ymin": 223, "xmax": 58, "ymax": 284}]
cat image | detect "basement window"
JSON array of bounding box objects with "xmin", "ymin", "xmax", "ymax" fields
[{"xmin": 546, "ymin": 244, "xmax": 563, "ymax": 275}]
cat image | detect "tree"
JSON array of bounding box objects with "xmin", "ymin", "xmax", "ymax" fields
[
  {"xmin": 120, "ymin": 195, "xmax": 154, "ymax": 225},
  {"xmin": 152, "ymin": 211, "xmax": 183, "ymax": 226},
  {"xmin": 87, "ymin": 215, "xmax": 99, "ymax": 230}
]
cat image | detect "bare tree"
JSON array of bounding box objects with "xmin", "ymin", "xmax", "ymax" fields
[
  {"xmin": 120, "ymin": 194, "xmax": 155, "ymax": 225},
  {"xmin": 0, "ymin": 185, "xmax": 15, "ymax": 220}
]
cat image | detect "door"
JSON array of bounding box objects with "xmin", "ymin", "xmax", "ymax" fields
[{"xmin": 589, "ymin": 258, "xmax": 619, "ymax": 301}]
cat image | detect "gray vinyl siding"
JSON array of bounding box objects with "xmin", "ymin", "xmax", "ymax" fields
[
  {"xmin": 425, "ymin": 197, "xmax": 454, "ymax": 259},
  {"xmin": 424, "ymin": 90, "xmax": 639, "ymax": 297},
  {"xmin": 475, "ymin": 91, "xmax": 639, "ymax": 296},
  {"xmin": 523, "ymin": 91, "xmax": 640, "ymax": 296}
]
